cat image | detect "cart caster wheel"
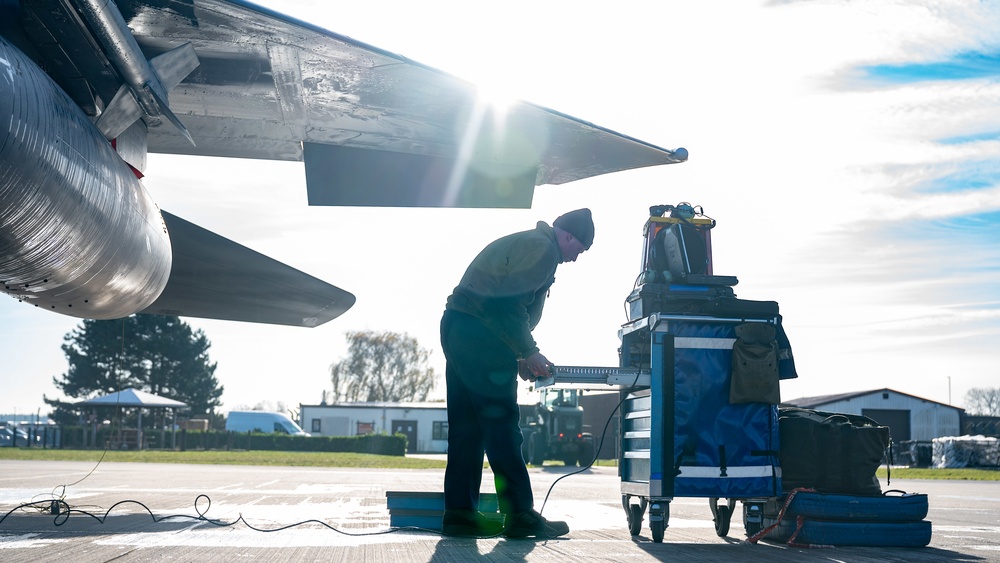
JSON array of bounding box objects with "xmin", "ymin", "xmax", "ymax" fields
[
  {"xmin": 628, "ymin": 504, "xmax": 643, "ymax": 536},
  {"xmin": 651, "ymin": 518, "xmax": 665, "ymax": 543},
  {"xmin": 649, "ymin": 502, "xmax": 668, "ymax": 543},
  {"xmin": 743, "ymin": 501, "xmax": 764, "ymax": 538},
  {"xmin": 713, "ymin": 504, "xmax": 732, "ymax": 537}
]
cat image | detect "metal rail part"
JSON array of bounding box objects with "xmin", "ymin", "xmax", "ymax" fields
[{"xmin": 534, "ymin": 366, "xmax": 650, "ymax": 389}]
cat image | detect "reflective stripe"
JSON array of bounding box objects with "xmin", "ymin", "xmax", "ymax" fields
[
  {"xmin": 676, "ymin": 465, "xmax": 778, "ymax": 478},
  {"xmin": 674, "ymin": 337, "xmax": 736, "ymax": 350}
]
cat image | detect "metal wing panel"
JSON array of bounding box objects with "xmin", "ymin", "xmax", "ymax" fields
[
  {"xmin": 142, "ymin": 211, "xmax": 356, "ymax": 327},
  {"xmin": 118, "ymin": 0, "xmax": 685, "ymax": 193}
]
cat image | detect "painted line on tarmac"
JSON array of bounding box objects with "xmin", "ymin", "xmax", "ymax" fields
[{"xmin": 0, "ymin": 534, "xmax": 70, "ymax": 550}]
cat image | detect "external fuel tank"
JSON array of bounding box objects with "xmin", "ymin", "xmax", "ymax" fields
[{"xmin": 0, "ymin": 36, "xmax": 172, "ymax": 319}]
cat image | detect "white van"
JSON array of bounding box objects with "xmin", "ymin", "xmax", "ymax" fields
[{"xmin": 225, "ymin": 411, "xmax": 310, "ymax": 436}]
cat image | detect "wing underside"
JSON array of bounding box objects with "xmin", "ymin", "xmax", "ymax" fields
[
  {"xmin": 142, "ymin": 211, "xmax": 355, "ymax": 327},
  {"xmin": 27, "ymin": 0, "xmax": 685, "ymax": 208},
  {"xmin": 4, "ymin": 0, "xmax": 685, "ymax": 328}
]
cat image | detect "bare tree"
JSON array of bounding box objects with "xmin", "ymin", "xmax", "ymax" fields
[
  {"xmin": 964, "ymin": 387, "xmax": 1000, "ymax": 416},
  {"xmin": 232, "ymin": 400, "xmax": 289, "ymax": 414},
  {"xmin": 330, "ymin": 331, "xmax": 437, "ymax": 403}
]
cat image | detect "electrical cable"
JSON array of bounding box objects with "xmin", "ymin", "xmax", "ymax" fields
[
  {"xmin": 538, "ymin": 369, "xmax": 643, "ymax": 516},
  {"xmin": 0, "ymin": 495, "xmax": 446, "ymax": 536},
  {"xmin": 58, "ymin": 317, "xmax": 129, "ymax": 493},
  {"xmin": 23, "ymin": 318, "xmax": 153, "ymax": 521},
  {"xmin": 625, "ymin": 270, "xmax": 644, "ymax": 321}
]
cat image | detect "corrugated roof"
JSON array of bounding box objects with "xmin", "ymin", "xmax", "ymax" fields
[
  {"xmin": 301, "ymin": 401, "xmax": 446, "ymax": 410},
  {"xmin": 782, "ymin": 388, "xmax": 963, "ymax": 411}
]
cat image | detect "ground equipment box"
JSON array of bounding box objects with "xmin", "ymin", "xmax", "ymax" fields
[
  {"xmin": 538, "ymin": 311, "xmax": 785, "ymax": 543},
  {"xmin": 619, "ymin": 313, "xmax": 782, "ymax": 541},
  {"xmin": 385, "ymin": 491, "xmax": 501, "ymax": 531},
  {"xmin": 625, "ymin": 283, "xmax": 736, "ymax": 322}
]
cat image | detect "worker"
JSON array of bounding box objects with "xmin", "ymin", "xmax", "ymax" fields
[{"xmin": 439, "ymin": 208, "xmax": 594, "ymax": 538}]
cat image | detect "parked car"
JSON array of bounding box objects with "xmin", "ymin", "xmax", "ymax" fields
[
  {"xmin": 225, "ymin": 411, "xmax": 310, "ymax": 436},
  {"xmin": 0, "ymin": 425, "xmax": 39, "ymax": 446}
]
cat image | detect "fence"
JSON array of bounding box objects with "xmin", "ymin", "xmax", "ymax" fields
[
  {"xmin": 177, "ymin": 430, "xmax": 406, "ymax": 455},
  {"xmin": 0, "ymin": 424, "xmax": 61, "ymax": 448},
  {"xmin": 24, "ymin": 426, "xmax": 406, "ymax": 455}
]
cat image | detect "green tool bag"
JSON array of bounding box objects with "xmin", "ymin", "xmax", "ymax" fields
[
  {"xmin": 779, "ymin": 407, "xmax": 891, "ymax": 496},
  {"xmin": 729, "ymin": 322, "xmax": 780, "ymax": 404}
]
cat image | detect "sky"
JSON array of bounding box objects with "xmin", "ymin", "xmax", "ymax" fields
[{"xmin": 2, "ymin": 0, "xmax": 999, "ymax": 419}]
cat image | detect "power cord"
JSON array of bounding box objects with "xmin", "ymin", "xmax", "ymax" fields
[
  {"xmin": 538, "ymin": 370, "xmax": 642, "ymax": 516},
  {"xmin": 32, "ymin": 318, "xmax": 132, "ymax": 513},
  {"xmin": 0, "ymin": 494, "xmax": 444, "ymax": 536}
]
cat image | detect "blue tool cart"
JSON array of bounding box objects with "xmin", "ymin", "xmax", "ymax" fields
[
  {"xmin": 619, "ymin": 312, "xmax": 782, "ymax": 542},
  {"xmin": 540, "ymin": 311, "xmax": 785, "ymax": 543}
]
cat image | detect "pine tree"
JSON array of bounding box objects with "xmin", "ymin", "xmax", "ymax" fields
[{"xmin": 51, "ymin": 315, "xmax": 223, "ymax": 417}]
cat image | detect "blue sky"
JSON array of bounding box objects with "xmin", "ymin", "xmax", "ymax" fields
[
  {"xmin": 865, "ymin": 52, "xmax": 1000, "ymax": 84},
  {"xmin": 2, "ymin": 0, "xmax": 998, "ymax": 417}
]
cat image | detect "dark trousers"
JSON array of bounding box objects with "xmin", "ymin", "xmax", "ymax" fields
[{"xmin": 440, "ymin": 310, "xmax": 533, "ymax": 515}]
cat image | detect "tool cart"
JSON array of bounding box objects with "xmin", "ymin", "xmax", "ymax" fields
[
  {"xmin": 535, "ymin": 203, "xmax": 794, "ymax": 542},
  {"xmin": 541, "ymin": 308, "xmax": 784, "ymax": 542}
]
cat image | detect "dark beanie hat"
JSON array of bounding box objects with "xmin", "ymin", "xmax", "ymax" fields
[{"xmin": 553, "ymin": 208, "xmax": 594, "ymax": 250}]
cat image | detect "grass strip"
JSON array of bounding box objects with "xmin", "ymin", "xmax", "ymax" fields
[
  {"xmin": 1, "ymin": 449, "xmax": 994, "ymax": 478},
  {"xmin": 0, "ymin": 448, "xmax": 447, "ymax": 468}
]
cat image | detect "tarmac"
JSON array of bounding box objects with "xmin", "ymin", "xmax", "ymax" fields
[{"xmin": 0, "ymin": 459, "xmax": 998, "ymax": 562}]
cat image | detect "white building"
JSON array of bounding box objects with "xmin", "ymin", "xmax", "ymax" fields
[
  {"xmin": 783, "ymin": 388, "xmax": 963, "ymax": 442},
  {"xmin": 299, "ymin": 402, "xmax": 448, "ymax": 453}
]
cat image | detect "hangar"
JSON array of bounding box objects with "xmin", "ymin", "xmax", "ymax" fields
[{"xmin": 782, "ymin": 388, "xmax": 963, "ymax": 442}]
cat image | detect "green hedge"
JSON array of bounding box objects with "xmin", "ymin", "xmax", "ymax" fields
[
  {"xmin": 55, "ymin": 426, "xmax": 406, "ymax": 456},
  {"xmin": 56, "ymin": 426, "xmax": 176, "ymax": 450},
  {"xmin": 178, "ymin": 430, "xmax": 406, "ymax": 455}
]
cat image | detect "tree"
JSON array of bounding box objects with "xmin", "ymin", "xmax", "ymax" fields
[
  {"xmin": 329, "ymin": 330, "xmax": 436, "ymax": 403},
  {"xmin": 964, "ymin": 387, "xmax": 1000, "ymax": 416},
  {"xmin": 50, "ymin": 315, "xmax": 223, "ymax": 417}
]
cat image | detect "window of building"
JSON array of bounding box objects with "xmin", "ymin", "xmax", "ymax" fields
[
  {"xmin": 311, "ymin": 419, "xmax": 321, "ymax": 433},
  {"xmin": 433, "ymin": 421, "xmax": 448, "ymax": 441}
]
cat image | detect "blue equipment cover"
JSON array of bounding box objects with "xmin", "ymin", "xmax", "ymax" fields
[
  {"xmin": 762, "ymin": 518, "xmax": 932, "ymax": 547},
  {"xmin": 670, "ymin": 321, "xmax": 781, "ymax": 497},
  {"xmin": 765, "ymin": 490, "xmax": 928, "ymax": 522}
]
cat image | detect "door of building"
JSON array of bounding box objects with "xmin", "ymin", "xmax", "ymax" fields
[
  {"xmin": 862, "ymin": 408, "xmax": 911, "ymax": 441},
  {"xmin": 392, "ymin": 420, "xmax": 418, "ymax": 453}
]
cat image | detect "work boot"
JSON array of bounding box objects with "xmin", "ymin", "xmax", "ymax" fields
[
  {"xmin": 441, "ymin": 509, "xmax": 505, "ymax": 538},
  {"xmin": 503, "ymin": 509, "xmax": 570, "ymax": 539}
]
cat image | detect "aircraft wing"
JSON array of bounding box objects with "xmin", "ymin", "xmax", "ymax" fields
[
  {"xmin": 142, "ymin": 212, "xmax": 356, "ymax": 327},
  {"xmin": 28, "ymin": 0, "xmax": 686, "ymax": 208}
]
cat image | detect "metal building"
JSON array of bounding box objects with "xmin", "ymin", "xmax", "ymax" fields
[
  {"xmin": 782, "ymin": 388, "xmax": 963, "ymax": 442},
  {"xmin": 299, "ymin": 402, "xmax": 448, "ymax": 454}
]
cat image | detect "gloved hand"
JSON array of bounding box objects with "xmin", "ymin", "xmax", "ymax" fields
[{"xmin": 518, "ymin": 352, "xmax": 553, "ymax": 381}]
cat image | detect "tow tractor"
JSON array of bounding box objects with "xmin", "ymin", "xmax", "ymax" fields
[{"xmin": 519, "ymin": 388, "xmax": 596, "ymax": 466}]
